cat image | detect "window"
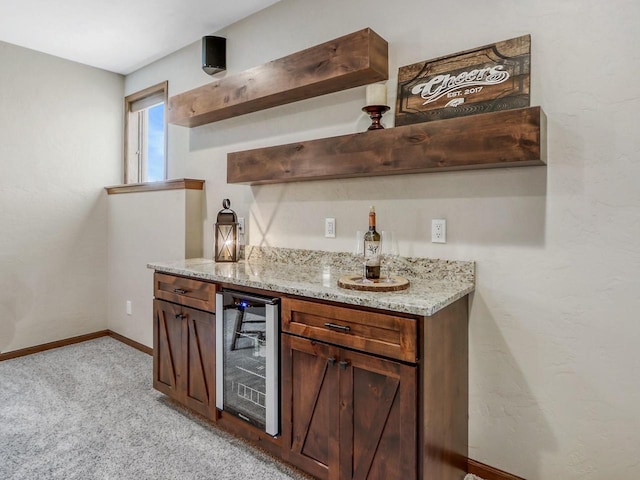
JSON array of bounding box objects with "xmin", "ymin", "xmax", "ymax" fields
[{"xmin": 124, "ymin": 81, "xmax": 168, "ymax": 184}]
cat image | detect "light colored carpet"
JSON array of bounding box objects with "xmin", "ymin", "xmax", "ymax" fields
[{"xmin": 0, "ymin": 337, "xmax": 309, "ymax": 480}]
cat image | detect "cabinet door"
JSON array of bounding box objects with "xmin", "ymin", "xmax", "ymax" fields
[
  {"xmin": 281, "ymin": 334, "xmax": 339, "ymax": 480},
  {"xmin": 182, "ymin": 305, "xmax": 216, "ymax": 419},
  {"xmin": 339, "ymin": 349, "xmax": 417, "ymax": 480},
  {"xmin": 282, "ymin": 334, "xmax": 417, "ymax": 480},
  {"xmin": 153, "ymin": 299, "xmax": 183, "ymax": 400}
]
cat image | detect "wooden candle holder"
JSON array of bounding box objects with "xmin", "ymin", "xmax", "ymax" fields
[{"xmin": 362, "ymin": 105, "xmax": 390, "ymax": 130}]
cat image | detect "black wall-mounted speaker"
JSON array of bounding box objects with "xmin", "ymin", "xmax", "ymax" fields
[{"xmin": 202, "ymin": 36, "xmax": 226, "ymax": 75}]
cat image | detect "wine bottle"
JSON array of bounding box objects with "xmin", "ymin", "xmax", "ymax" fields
[{"xmin": 363, "ymin": 206, "xmax": 381, "ymax": 280}]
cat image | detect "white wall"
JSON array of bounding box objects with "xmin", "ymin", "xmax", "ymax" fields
[
  {"xmin": 125, "ymin": 0, "xmax": 640, "ymax": 478},
  {"xmin": 107, "ymin": 189, "xmax": 203, "ymax": 347},
  {"xmin": 0, "ymin": 41, "xmax": 123, "ymax": 353}
]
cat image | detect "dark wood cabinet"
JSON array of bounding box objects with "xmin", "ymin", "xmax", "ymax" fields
[
  {"xmin": 281, "ymin": 299, "xmax": 418, "ymax": 480},
  {"xmin": 151, "ymin": 271, "xmax": 469, "ymax": 480},
  {"xmin": 153, "ymin": 273, "xmax": 217, "ymax": 420}
]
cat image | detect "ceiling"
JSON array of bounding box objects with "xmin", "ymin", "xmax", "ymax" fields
[{"xmin": 0, "ymin": 0, "xmax": 280, "ymax": 75}]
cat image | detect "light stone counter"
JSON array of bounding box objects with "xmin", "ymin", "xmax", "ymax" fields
[{"xmin": 148, "ymin": 246, "xmax": 475, "ymax": 317}]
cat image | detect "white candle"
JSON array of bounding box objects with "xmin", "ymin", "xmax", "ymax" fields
[{"xmin": 366, "ymin": 83, "xmax": 387, "ymax": 106}]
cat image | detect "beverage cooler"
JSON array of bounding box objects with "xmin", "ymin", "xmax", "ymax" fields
[{"xmin": 215, "ymin": 289, "xmax": 280, "ymax": 436}]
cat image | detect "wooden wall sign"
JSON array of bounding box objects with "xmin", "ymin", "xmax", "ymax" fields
[{"xmin": 395, "ymin": 35, "xmax": 530, "ymax": 126}]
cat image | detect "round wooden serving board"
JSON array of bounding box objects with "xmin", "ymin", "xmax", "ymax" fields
[{"xmin": 337, "ymin": 275, "xmax": 410, "ymax": 292}]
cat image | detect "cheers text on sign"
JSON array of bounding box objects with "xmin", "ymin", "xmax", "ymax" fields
[
  {"xmin": 411, "ymin": 65, "xmax": 510, "ymax": 105},
  {"xmin": 395, "ymin": 35, "xmax": 530, "ymax": 125}
]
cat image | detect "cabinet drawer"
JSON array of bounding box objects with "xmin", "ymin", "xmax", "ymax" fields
[
  {"xmin": 282, "ymin": 297, "xmax": 417, "ymax": 363},
  {"xmin": 154, "ymin": 272, "xmax": 216, "ymax": 313}
]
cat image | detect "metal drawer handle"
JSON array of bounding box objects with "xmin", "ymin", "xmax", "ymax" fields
[
  {"xmin": 324, "ymin": 322, "xmax": 350, "ymax": 332},
  {"xmin": 173, "ymin": 288, "xmax": 188, "ymax": 294}
]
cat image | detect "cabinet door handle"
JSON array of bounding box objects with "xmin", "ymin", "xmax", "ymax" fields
[
  {"xmin": 174, "ymin": 314, "xmax": 186, "ymax": 320},
  {"xmin": 327, "ymin": 357, "xmax": 336, "ymax": 366},
  {"xmin": 339, "ymin": 360, "xmax": 349, "ymax": 370},
  {"xmin": 173, "ymin": 288, "xmax": 188, "ymax": 294},
  {"xmin": 324, "ymin": 322, "xmax": 350, "ymax": 332}
]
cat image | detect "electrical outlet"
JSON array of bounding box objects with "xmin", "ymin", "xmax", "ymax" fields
[
  {"xmin": 238, "ymin": 217, "xmax": 245, "ymax": 234},
  {"xmin": 126, "ymin": 300, "xmax": 132, "ymax": 316},
  {"xmin": 325, "ymin": 217, "xmax": 336, "ymax": 238},
  {"xmin": 431, "ymin": 219, "xmax": 446, "ymax": 243}
]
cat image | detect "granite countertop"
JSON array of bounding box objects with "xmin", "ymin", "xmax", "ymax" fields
[{"xmin": 148, "ymin": 246, "xmax": 475, "ymax": 317}]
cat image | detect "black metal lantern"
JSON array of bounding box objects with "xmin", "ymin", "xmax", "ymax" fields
[{"xmin": 214, "ymin": 199, "xmax": 238, "ymax": 262}]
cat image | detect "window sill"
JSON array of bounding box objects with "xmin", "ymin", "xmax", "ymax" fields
[{"xmin": 105, "ymin": 178, "xmax": 205, "ymax": 195}]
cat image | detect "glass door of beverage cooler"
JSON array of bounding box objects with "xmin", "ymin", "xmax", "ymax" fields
[{"xmin": 216, "ymin": 290, "xmax": 279, "ymax": 436}]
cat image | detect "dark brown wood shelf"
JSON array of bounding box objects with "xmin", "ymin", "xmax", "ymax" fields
[
  {"xmin": 168, "ymin": 28, "xmax": 388, "ymax": 127},
  {"xmin": 227, "ymin": 106, "xmax": 546, "ymax": 185}
]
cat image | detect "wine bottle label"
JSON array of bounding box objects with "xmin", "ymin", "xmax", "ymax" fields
[{"xmin": 364, "ymin": 240, "xmax": 381, "ymax": 266}]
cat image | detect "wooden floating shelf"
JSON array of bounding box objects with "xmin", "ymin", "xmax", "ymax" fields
[
  {"xmin": 169, "ymin": 28, "xmax": 388, "ymax": 128},
  {"xmin": 227, "ymin": 106, "xmax": 547, "ymax": 185}
]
